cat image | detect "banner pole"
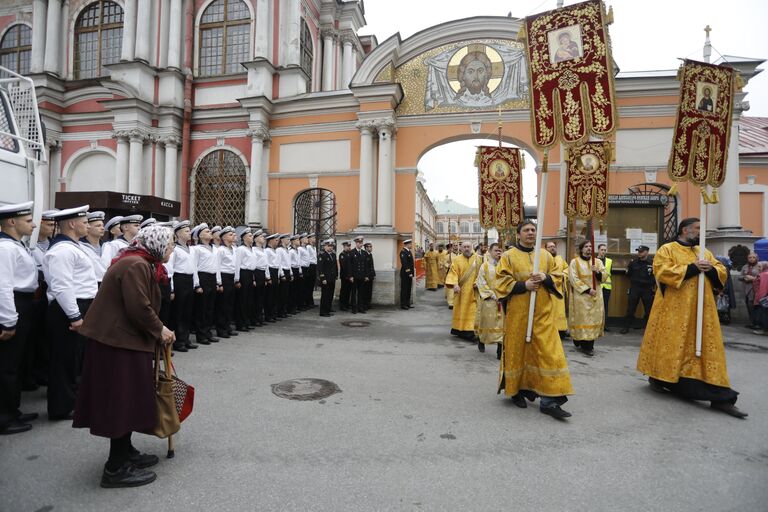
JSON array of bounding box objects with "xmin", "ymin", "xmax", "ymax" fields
[
  {"xmin": 695, "ymin": 188, "xmax": 707, "ymax": 357},
  {"xmin": 526, "ymin": 150, "xmax": 549, "ymax": 343}
]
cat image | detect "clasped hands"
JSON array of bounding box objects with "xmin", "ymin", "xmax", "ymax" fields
[{"xmin": 525, "ymin": 272, "xmax": 547, "ymax": 291}]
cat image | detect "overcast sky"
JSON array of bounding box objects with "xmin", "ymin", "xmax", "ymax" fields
[{"xmin": 359, "ymin": 0, "xmax": 768, "ymax": 207}]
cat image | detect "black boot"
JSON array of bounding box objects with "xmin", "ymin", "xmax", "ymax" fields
[
  {"xmin": 477, "ymin": 341, "xmax": 485, "ymax": 353},
  {"xmin": 496, "ymin": 343, "xmax": 502, "ymax": 360},
  {"xmin": 511, "ymin": 394, "xmax": 528, "ymax": 408},
  {"xmin": 100, "ymin": 462, "xmax": 157, "ymax": 488}
]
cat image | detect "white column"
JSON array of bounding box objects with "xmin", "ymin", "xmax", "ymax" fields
[
  {"xmin": 114, "ymin": 133, "xmax": 130, "ymax": 192},
  {"xmin": 135, "ymin": 0, "xmax": 152, "ymax": 62},
  {"xmin": 261, "ymin": 142, "xmax": 270, "ymax": 228},
  {"xmin": 357, "ymin": 122, "xmax": 375, "ymax": 226},
  {"xmin": 282, "ymin": 0, "xmax": 300, "ymax": 66},
  {"xmin": 155, "ymin": 138, "xmax": 166, "ymax": 197},
  {"xmin": 254, "ymin": 0, "xmax": 270, "ymax": 59},
  {"xmin": 163, "ymin": 137, "xmax": 179, "ymax": 200},
  {"xmin": 352, "ymin": 47, "xmax": 359, "ymax": 74},
  {"xmin": 376, "ymin": 121, "xmax": 394, "ymax": 227},
  {"xmin": 166, "ymin": 0, "xmax": 182, "ymax": 68},
  {"xmin": 31, "ymin": 0, "xmax": 47, "ymax": 73},
  {"xmin": 157, "ymin": 0, "xmax": 170, "ymax": 68},
  {"xmin": 43, "ymin": 0, "xmax": 61, "ymax": 75},
  {"xmin": 322, "ymin": 30, "xmax": 335, "ymax": 91},
  {"xmin": 718, "ymin": 120, "xmax": 742, "ymax": 229},
  {"xmin": 342, "ymin": 37, "xmax": 353, "ymax": 88},
  {"xmin": 128, "ymin": 131, "xmax": 145, "ymax": 194},
  {"xmin": 121, "ymin": 0, "xmax": 137, "ymax": 61},
  {"xmin": 247, "ymin": 124, "xmax": 270, "ymax": 226}
]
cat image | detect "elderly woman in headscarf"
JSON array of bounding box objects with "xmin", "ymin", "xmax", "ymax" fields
[
  {"xmin": 751, "ymin": 261, "xmax": 768, "ymax": 335},
  {"xmin": 74, "ymin": 225, "xmax": 176, "ymax": 489}
]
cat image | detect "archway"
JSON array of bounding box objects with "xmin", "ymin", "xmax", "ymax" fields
[
  {"xmin": 293, "ymin": 188, "xmax": 337, "ymax": 245},
  {"xmin": 192, "ymin": 148, "xmax": 247, "ymax": 226}
]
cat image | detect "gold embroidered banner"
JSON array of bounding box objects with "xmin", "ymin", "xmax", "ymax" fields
[
  {"xmin": 668, "ymin": 59, "xmax": 738, "ymax": 188},
  {"xmin": 476, "ymin": 146, "xmax": 524, "ymax": 231},
  {"xmin": 520, "ymin": 0, "xmax": 618, "ymax": 150},
  {"xmin": 565, "ymin": 141, "xmax": 611, "ymax": 219}
]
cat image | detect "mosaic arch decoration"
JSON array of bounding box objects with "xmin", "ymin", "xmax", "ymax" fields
[{"xmin": 377, "ymin": 39, "xmax": 530, "ymax": 116}]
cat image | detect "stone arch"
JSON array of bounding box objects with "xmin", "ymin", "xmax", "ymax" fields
[{"xmin": 62, "ymin": 145, "xmax": 117, "ymax": 191}]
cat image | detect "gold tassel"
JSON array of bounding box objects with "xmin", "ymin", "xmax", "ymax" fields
[
  {"xmin": 668, "ymin": 182, "xmax": 679, "ymax": 196},
  {"xmin": 710, "ymin": 188, "xmax": 719, "ymax": 204},
  {"xmin": 606, "ymin": 5, "xmax": 614, "ymax": 24},
  {"xmin": 599, "ymin": 219, "xmax": 605, "ymax": 235},
  {"xmin": 735, "ymin": 73, "xmax": 745, "ymax": 91},
  {"xmin": 517, "ymin": 24, "xmax": 527, "ymax": 42},
  {"xmin": 520, "ymin": 152, "xmax": 525, "ymax": 170},
  {"xmin": 676, "ymin": 65, "xmax": 683, "ymax": 81},
  {"xmin": 474, "ymin": 148, "xmax": 481, "ymax": 168}
]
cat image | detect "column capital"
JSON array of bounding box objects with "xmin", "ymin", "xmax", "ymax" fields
[
  {"xmin": 355, "ymin": 119, "xmax": 378, "ymax": 133},
  {"xmin": 161, "ymin": 135, "xmax": 181, "ymax": 147},
  {"xmin": 247, "ymin": 122, "xmax": 271, "ymax": 142},
  {"xmin": 340, "ymin": 32, "xmax": 357, "ymax": 46},
  {"xmin": 321, "ymin": 28, "xmax": 340, "ymax": 40},
  {"xmin": 373, "ymin": 117, "xmax": 397, "ymax": 135},
  {"xmin": 127, "ymin": 128, "xmax": 149, "ymax": 142},
  {"xmin": 112, "ymin": 130, "xmax": 131, "ymax": 141}
]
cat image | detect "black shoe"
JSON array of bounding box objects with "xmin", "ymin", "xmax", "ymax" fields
[
  {"xmin": 216, "ymin": 331, "xmax": 230, "ymax": 339},
  {"xmin": 236, "ymin": 327, "xmax": 249, "ymax": 332},
  {"xmin": 228, "ymin": 330, "xmax": 239, "ymax": 336},
  {"xmin": 711, "ymin": 402, "xmax": 748, "ymax": 418},
  {"xmin": 100, "ymin": 462, "xmax": 157, "ymax": 489},
  {"xmin": 408, "ymin": 305, "xmax": 415, "ymax": 309},
  {"xmin": 581, "ymin": 348, "xmax": 594, "ymax": 357},
  {"xmin": 619, "ymin": 327, "xmax": 629, "ymax": 334},
  {"xmin": 196, "ymin": 339, "xmax": 211, "ymax": 345},
  {"xmin": 648, "ymin": 379, "xmax": 668, "ymax": 394},
  {"xmin": 0, "ymin": 421, "xmax": 32, "ymax": 435},
  {"xmin": 477, "ymin": 342, "xmax": 485, "ymax": 353},
  {"xmin": 186, "ymin": 343, "xmax": 199, "ymax": 350},
  {"xmin": 401, "ymin": 306, "xmax": 409, "ymax": 310},
  {"xmin": 449, "ymin": 306, "xmax": 453, "ymax": 310},
  {"xmin": 173, "ymin": 344, "xmax": 188, "ymax": 352},
  {"xmin": 320, "ymin": 313, "xmax": 331, "ymax": 317},
  {"xmin": 49, "ymin": 411, "xmax": 74, "ymax": 421},
  {"xmin": 208, "ymin": 337, "xmax": 220, "ymax": 343},
  {"xmin": 540, "ymin": 405, "xmax": 572, "ymax": 419},
  {"xmin": 266, "ymin": 319, "xmax": 277, "ymax": 323},
  {"xmin": 496, "ymin": 343, "xmax": 502, "ymax": 360},
  {"xmin": 511, "ymin": 394, "xmax": 528, "ymax": 408},
  {"xmin": 17, "ymin": 412, "xmax": 38, "ymax": 422},
  {"xmin": 604, "ymin": 327, "xmax": 611, "ymax": 332}
]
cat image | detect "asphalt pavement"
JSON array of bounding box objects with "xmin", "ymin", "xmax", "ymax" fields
[{"xmin": 1, "ymin": 286, "xmax": 767, "ymax": 512}]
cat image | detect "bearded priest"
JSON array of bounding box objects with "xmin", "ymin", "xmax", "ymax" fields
[{"xmin": 445, "ymin": 241, "xmax": 482, "ymax": 341}]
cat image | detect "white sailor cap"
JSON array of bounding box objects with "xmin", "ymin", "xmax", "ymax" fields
[
  {"xmin": 50, "ymin": 205, "xmax": 89, "ymax": 222},
  {"xmin": 86, "ymin": 211, "xmax": 106, "ymax": 222},
  {"xmin": 364, "ymin": 241, "xmax": 372, "ymax": 247},
  {"xmin": 41, "ymin": 209, "xmax": 59, "ymax": 221},
  {"xmin": 353, "ymin": 235, "xmax": 364, "ymax": 242},
  {"xmin": 236, "ymin": 226, "xmax": 252, "ymax": 239},
  {"xmin": 220, "ymin": 226, "xmax": 235, "ymax": 236},
  {"xmin": 322, "ymin": 238, "xmax": 335, "ymax": 246},
  {"xmin": 307, "ymin": 233, "xmax": 317, "ymax": 238},
  {"xmin": 210, "ymin": 225, "xmax": 222, "ymax": 234},
  {"xmin": 279, "ymin": 233, "xmax": 291, "ymax": 240},
  {"xmin": 403, "ymin": 239, "xmax": 413, "ymax": 244},
  {"xmin": 265, "ymin": 233, "xmax": 279, "ymax": 241},
  {"xmin": 252, "ymin": 229, "xmax": 264, "ymax": 237},
  {"xmin": 120, "ymin": 214, "xmax": 143, "ymax": 225},
  {"xmin": 342, "ymin": 240, "xmax": 351, "ymax": 246},
  {"xmin": 191, "ymin": 223, "xmax": 209, "ymax": 239},
  {"xmin": 290, "ymin": 234, "xmax": 301, "ymax": 241},
  {"xmin": 173, "ymin": 220, "xmax": 191, "ymax": 232},
  {"xmin": 140, "ymin": 218, "xmax": 157, "ymax": 228},
  {"xmin": 299, "ymin": 232, "xmax": 309, "ymax": 239},
  {"xmin": 0, "ymin": 201, "xmax": 33, "ymax": 220},
  {"xmin": 104, "ymin": 216, "xmax": 123, "ymax": 231}
]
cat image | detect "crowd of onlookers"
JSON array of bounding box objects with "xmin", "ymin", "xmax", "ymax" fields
[{"xmin": 739, "ymin": 252, "xmax": 768, "ymax": 334}]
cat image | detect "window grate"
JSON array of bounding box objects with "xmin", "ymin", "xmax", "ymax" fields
[
  {"xmin": 293, "ymin": 188, "xmax": 336, "ymax": 246},
  {"xmin": 193, "ymin": 150, "xmax": 246, "ymax": 227}
]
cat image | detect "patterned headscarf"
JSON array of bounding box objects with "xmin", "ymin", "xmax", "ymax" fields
[{"xmin": 112, "ymin": 224, "xmax": 172, "ymax": 284}]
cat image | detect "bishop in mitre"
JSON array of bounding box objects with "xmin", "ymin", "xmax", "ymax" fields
[
  {"xmin": 495, "ymin": 221, "xmax": 574, "ymax": 419},
  {"xmin": 423, "ymin": 243, "xmax": 440, "ymax": 291},
  {"xmin": 545, "ymin": 241, "xmax": 569, "ymax": 336},
  {"xmin": 474, "ymin": 242, "xmax": 504, "ymax": 359},
  {"xmin": 637, "ymin": 218, "xmax": 747, "ymax": 418},
  {"xmin": 445, "ymin": 241, "xmax": 482, "ymax": 341},
  {"xmin": 568, "ymin": 240, "xmax": 607, "ymax": 356}
]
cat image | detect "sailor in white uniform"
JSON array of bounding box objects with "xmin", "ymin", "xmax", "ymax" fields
[
  {"xmin": 191, "ymin": 223, "xmax": 220, "ymax": 344},
  {"xmin": 0, "ymin": 202, "xmax": 39, "ymax": 435},
  {"xmin": 43, "ymin": 205, "xmax": 98, "ymax": 420},
  {"xmin": 305, "ymin": 233, "xmax": 318, "ymax": 308},
  {"xmin": 103, "ymin": 215, "xmax": 123, "ymax": 242},
  {"xmin": 79, "ymin": 211, "xmax": 107, "ymax": 283},
  {"xmin": 289, "ymin": 235, "xmax": 304, "ymax": 313},
  {"xmin": 167, "ymin": 220, "xmax": 198, "ymax": 352},
  {"xmin": 100, "ymin": 214, "xmax": 142, "ymax": 269},
  {"xmin": 252, "ymin": 229, "xmax": 270, "ymax": 326},
  {"xmin": 215, "ymin": 226, "xmax": 238, "ymax": 337},
  {"xmin": 234, "ymin": 227, "xmax": 256, "ymax": 331},
  {"xmin": 264, "ymin": 233, "xmax": 282, "ymax": 322},
  {"xmin": 298, "ymin": 233, "xmax": 312, "ymax": 308},
  {"xmin": 277, "ymin": 234, "xmax": 293, "ymax": 316}
]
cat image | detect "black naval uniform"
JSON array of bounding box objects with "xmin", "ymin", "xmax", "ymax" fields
[
  {"xmin": 349, "ymin": 248, "xmax": 367, "ymax": 313},
  {"xmin": 318, "ymin": 250, "xmax": 338, "ymax": 316},
  {"xmin": 338, "ymin": 250, "xmax": 351, "ymax": 311},
  {"xmin": 363, "ymin": 249, "xmax": 375, "ymax": 310},
  {"xmin": 623, "ymin": 256, "xmax": 656, "ymax": 330},
  {"xmin": 400, "ymin": 247, "xmax": 415, "ymax": 308}
]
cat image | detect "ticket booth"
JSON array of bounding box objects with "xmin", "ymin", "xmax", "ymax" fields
[
  {"xmin": 566, "ymin": 184, "xmax": 677, "ymax": 323},
  {"xmin": 55, "ymin": 191, "xmax": 181, "ymax": 222}
]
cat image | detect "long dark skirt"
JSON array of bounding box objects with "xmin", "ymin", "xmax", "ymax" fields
[{"xmin": 73, "ymin": 340, "xmax": 156, "ymax": 439}]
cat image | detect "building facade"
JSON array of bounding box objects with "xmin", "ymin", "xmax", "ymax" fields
[
  {"xmin": 413, "ymin": 174, "xmax": 435, "ymax": 250},
  {"xmin": 1, "ymin": 1, "xmax": 764, "ymax": 302}
]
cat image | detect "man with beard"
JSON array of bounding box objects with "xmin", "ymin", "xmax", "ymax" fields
[
  {"xmin": 545, "ymin": 241, "xmax": 569, "ymax": 337},
  {"xmin": 444, "ymin": 243, "xmax": 456, "ymax": 308},
  {"xmin": 568, "ymin": 241, "xmax": 607, "ymax": 356},
  {"xmin": 436, "ymin": 244, "xmax": 448, "ymax": 289},
  {"xmin": 445, "ymin": 241, "xmax": 482, "ymax": 341},
  {"xmin": 455, "ymin": 51, "xmax": 493, "ymax": 106},
  {"xmin": 637, "ymin": 218, "xmax": 747, "ymax": 418}
]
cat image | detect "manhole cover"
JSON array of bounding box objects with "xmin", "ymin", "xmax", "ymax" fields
[
  {"xmin": 271, "ymin": 378, "xmax": 342, "ymax": 401},
  {"xmin": 341, "ymin": 321, "xmax": 370, "ymax": 328},
  {"xmin": 725, "ymin": 342, "xmax": 768, "ymax": 353}
]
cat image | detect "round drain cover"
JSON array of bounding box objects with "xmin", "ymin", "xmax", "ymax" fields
[
  {"xmin": 341, "ymin": 320, "xmax": 370, "ymax": 328},
  {"xmin": 271, "ymin": 378, "xmax": 342, "ymax": 401}
]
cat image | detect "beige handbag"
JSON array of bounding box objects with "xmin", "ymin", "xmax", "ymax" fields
[{"xmin": 151, "ymin": 345, "xmax": 181, "ymax": 456}]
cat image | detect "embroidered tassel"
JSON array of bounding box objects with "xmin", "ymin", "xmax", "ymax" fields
[
  {"xmin": 520, "ymin": 153, "xmax": 525, "ymax": 170},
  {"xmin": 474, "ymin": 148, "xmax": 481, "ymax": 168},
  {"xmin": 606, "ymin": 5, "xmax": 614, "ymax": 24},
  {"xmin": 710, "ymin": 188, "xmax": 719, "ymax": 204},
  {"xmin": 668, "ymin": 182, "xmax": 679, "ymax": 197}
]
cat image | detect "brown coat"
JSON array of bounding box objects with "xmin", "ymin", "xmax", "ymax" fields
[{"xmin": 80, "ymin": 256, "xmax": 164, "ymax": 353}]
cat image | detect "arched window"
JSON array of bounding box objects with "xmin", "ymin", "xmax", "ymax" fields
[
  {"xmin": 294, "ymin": 188, "xmax": 337, "ymax": 244},
  {"xmin": 460, "ymin": 221, "xmax": 470, "ymax": 233},
  {"xmin": 473, "ymin": 221, "xmax": 481, "ymax": 233},
  {"xmin": 193, "ymin": 149, "xmax": 247, "ymax": 226},
  {"xmin": 300, "ymin": 19, "xmax": 313, "ymax": 82},
  {"xmin": 437, "ymin": 221, "xmax": 445, "ymax": 233},
  {"xmin": 450, "ymin": 221, "xmax": 458, "ymax": 233},
  {"xmin": 0, "ymin": 25, "xmax": 31, "ymax": 75},
  {"xmin": 74, "ymin": 1, "xmax": 123, "ymax": 79},
  {"xmin": 199, "ymin": 0, "xmax": 251, "ymax": 76}
]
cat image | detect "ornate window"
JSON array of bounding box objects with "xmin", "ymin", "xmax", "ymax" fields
[
  {"xmin": 0, "ymin": 25, "xmax": 32, "ymax": 75},
  {"xmin": 300, "ymin": 19, "xmax": 313, "ymax": 82},
  {"xmin": 449, "ymin": 221, "xmax": 458, "ymax": 233},
  {"xmin": 437, "ymin": 221, "xmax": 445, "ymax": 233},
  {"xmin": 293, "ymin": 188, "xmax": 337, "ymax": 245},
  {"xmin": 74, "ymin": 1, "xmax": 123, "ymax": 79},
  {"xmin": 193, "ymin": 149, "xmax": 247, "ymax": 227},
  {"xmin": 199, "ymin": 0, "xmax": 251, "ymax": 76}
]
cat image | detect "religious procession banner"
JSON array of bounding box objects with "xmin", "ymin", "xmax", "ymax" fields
[
  {"xmin": 668, "ymin": 59, "xmax": 739, "ymax": 192},
  {"xmin": 520, "ymin": 0, "xmax": 618, "ymax": 149},
  {"xmin": 475, "ymin": 146, "xmax": 524, "ymax": 231},
  {"xmin": 565, "ymin": 141, "xmax": 612, "ymax": 219}
]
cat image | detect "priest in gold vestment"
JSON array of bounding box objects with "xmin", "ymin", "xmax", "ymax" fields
[
  {"xmin": 443, "ymin": 244, "xmax": 456, "ymax": 308},
  {"xmin": 423, "ymin": 243, "xmax": 440, "ymax": 290},
  {"xmin": 546, "ymin": 241, "xmax": 569, "ymax": 336},
  {"xmin": 637, "ymin": 218, "xmax": 747, "ymax": 418},
  {"xmin": 474, "ymin": 243, "xmax": 504, "ymax": 359},
  {"xmin": 495, "ymin": 221, "xmax": 574, "ymax": 419},
  {"xmin": 568, "ymin": 241, "xmax": 607, "ymax": 356},
  {"xmin": 436, "ymin": 244, "xmax": 448, "ymax": 288},
  {"xmin": 445, "ymin": 241, "xmax": 482, "ymax": 340}
]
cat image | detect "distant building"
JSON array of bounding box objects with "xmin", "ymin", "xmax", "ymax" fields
[
  {"xmin": 414, "ymin": 174, "xmax": 436, "ymax": 249},
  {"xmin": 433, "ymin": 196, "xmax": 490, "ymax": 247}
]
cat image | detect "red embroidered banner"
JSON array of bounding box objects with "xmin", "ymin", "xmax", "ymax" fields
[
  {"xmin": 521, "ymin": 0, "xmax": 618, "ymax": 150},
  {"xmin": 668, "ymin": 60, "xmax": 738, "ymax": 188},
  {"xmin": 565, "ymin": 141, "xmax": 611, "ymax": 220},
  {"xmin": 476, "ymin": 146, "xmax": 524, "ymax": 231}
]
